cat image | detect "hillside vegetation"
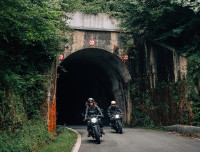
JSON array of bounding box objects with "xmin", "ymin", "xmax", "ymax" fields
[{"xmin": 0, "ymin": 0, "xmax": 199, "ymax": 151}]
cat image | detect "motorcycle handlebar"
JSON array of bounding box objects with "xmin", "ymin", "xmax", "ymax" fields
[
  {"xmin": 112, "ymin": 113, "xmax": 124, "ymax": 115},
  {"xmin": 85, "ymin": 115, "xmax": 104, "ymax": 119}
]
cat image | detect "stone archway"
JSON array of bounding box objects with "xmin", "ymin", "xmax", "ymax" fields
[
  {"xmin": 56, "ymin": 48, "xmax": 131, "ymax": 126},
  {"xmin": 46, "ymin": 18, "xmax": 132, "ymax": 131}
]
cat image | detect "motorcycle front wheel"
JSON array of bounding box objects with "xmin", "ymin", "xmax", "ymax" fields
[
  {"xmin": 94, "ymin": 125, "xmax": 101, "ymax": 144},
  {"xmin": 117, "ymin": 120, "xmax": 123, "ymax": 134}
]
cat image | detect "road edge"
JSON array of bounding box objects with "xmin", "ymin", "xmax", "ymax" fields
[
  {"xmin": 165, "ymin": 125, "xmax": 200, "ymax": 136},
  {"xmin": 66, "ymin": 127, "xmax": 81, "ymax": 152}
]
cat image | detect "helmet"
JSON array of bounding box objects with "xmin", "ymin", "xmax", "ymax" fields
[
  {"xmin": 111, "ymin": 101, "xmax": 116, "ymax": 105},
  {"xmin": 88, "ymin": 98, "xmax": 95, "ymax": 103}
]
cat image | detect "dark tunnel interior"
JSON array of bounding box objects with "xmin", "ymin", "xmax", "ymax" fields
[{"xmin": 57, "ymin": 54, "xmax": 115, "ymax": 125}]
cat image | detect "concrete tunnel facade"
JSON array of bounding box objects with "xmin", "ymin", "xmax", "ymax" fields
[
  {"xmin": 46, "ymin": 12, "xmax": 132, "ymax": 132},
  {"xmin": 57, "ymin": 48, "xmax": 131, "ymax": 125}
]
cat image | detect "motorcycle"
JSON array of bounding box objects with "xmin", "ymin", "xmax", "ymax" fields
[
  {"xmin": 85, "ymin": 114, "xmax": 103, "ymax": 144},
  {"xmin": 110, "ymin": 112, "xmax": 123, "ymax": 134}
]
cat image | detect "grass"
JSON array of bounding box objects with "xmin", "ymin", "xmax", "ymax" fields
[
  {"xmin": 38, "ymin": 126, "xmax": 77, "ymax": 152},
  {"xmin": 138, "ymin": 125, "xmax": 167, "ymax": 131},
  {"xmin": 124, "ymin": 123, "xmax": 167, "ymax": 131},
  {"xmin": 0, "ymin": 119, "xmax": 51, "ymax": 152},
  {"xmin": 0, "ymin": 121, "xmax": 77, "ymax": 152}
]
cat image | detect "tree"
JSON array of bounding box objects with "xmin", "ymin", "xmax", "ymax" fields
[
  {"xmin": 172, "ymin": 0, "xmax": 200, "ymax": 13},
  {"xmin": 119, "ymin": 0, "xmax": 200, "ymax": 53},
  {"xmin": 0, "ymin": 0, "xmax": 67, "ymax": 129}
]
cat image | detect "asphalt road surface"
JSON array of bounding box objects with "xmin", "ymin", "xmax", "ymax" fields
[{"xmin": 69, "ymin": 125, "xmax": 200, "ymax": 152}]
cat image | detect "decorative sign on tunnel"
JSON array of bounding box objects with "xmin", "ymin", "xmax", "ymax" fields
[
  {"xmin": 89, "ymin": 39, "xmax": 95, "ymax": 46},
  {"xmin": 122, "ymin": 54, "xmax": 129, "ymax": 61},
  {"xmin": 58, "ymin": 54, "xmax": 64, "ymax": 61}
]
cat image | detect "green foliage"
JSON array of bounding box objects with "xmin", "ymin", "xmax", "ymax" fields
[
  {"xmin": 62, "ymin": 0, "xmax": 123, "ymax": 15},
  {"xmin": 131, "ymin": 108, "xmax": 155, "ymax": 127},
  {"xmin": 0, "ymin": 117, "xmax": 50, "ymax": 152},
  {"xmin": 119, "ymin": 0, "xmax": 200, "ymax": 49},
  {"xmin": 62, "ymin": 0, "xmax": 83, "ymax": 12},
  {"xmin": 172, "ymin": 0, "xmax": 200, "ymax": 13},
  {"xmin": 0, "ymin": 0, "xmax": 67, "ymax": 129},
  {"xmin": 128, "ymin": 81, "xmax": 138, "ymax": 100},
  {"xmin": 155, "ymin": 80, "xmax": 169, "ymax": 89},
  {"xmin": 120, "ymin": 0, "xmax": 200, "ymax": 126},
  {"xmin": 129, "ymin": 79, "xmax": 155, "ymax": 127},
  {"xmin": 187, "ymin": 54, "xmax": 200, "ymax": 126},
  {"xmin": 0, "ymin": 0, "xmax": 68, "ymax": 149},
  {"xmin": 170, "ymin": 82, "xmax": 180, "ymax": 102},
  {"xmin": 39, "ymin": 126, "xmax": 77, "ymax": 152}
]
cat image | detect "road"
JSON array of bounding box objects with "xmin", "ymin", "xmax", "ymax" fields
[{"xmin": 69, "ymin": 125, "xmax": 200, "ymax": 152}]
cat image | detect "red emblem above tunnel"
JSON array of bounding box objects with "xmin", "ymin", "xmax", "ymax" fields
[
  {"xmin": 122, "ymin": 54, "xmax": 129, "ymax": 61},
  {"xmin": 89, "ymin": 39, "xmax": 95, "ymax": 46},
  {"xmin": 58, "ymin": 54, "xmax": 64, "ymax": 61}
]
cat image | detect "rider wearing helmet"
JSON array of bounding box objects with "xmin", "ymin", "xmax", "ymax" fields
[
  {"xmin": 84, "ymin": 98, "xmax": 105, "ymax": 136},
  {"xmin": 107, "ymin": 101, "xmax": 123, "ymax": 125}
]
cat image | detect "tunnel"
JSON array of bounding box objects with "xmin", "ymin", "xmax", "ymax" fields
[{"xmin": 56, "ymin": 48, "xmax": 131, "ymax": 125}]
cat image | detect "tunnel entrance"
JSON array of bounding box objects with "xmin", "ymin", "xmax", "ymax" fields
[{"xmin": 57, "ymin": 49, "xmax": 130, "ymax": 125}]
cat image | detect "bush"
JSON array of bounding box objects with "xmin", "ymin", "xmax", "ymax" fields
[
  {"xmin": 38, "ymin": 126, "xmax": 77, "ymax": 152},
  {"xmin": 0, "ymin": 118, "xmax": 50, "ymax": 152}
]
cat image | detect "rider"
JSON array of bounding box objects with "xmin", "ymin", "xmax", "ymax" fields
[
  {"xmin": 107, "ymin": 101, "xmax": 123, "ymax": 126},
  {"xmin": 84, "ymin": 98, "xmax": 105, "ymax": 136}
]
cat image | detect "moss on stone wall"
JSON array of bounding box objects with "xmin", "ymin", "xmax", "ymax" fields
[{"xmin": 127, "ymin": 42, "xmax": 195, "ymax": 127}]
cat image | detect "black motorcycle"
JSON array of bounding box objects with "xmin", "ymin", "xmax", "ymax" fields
[
  {"xmin": 110, "ymin": 112, "xmax": 123, "ymax": 134},
  {"xmin": 86, "ymin": 114, "xmax": 103, "ymax": 144}
]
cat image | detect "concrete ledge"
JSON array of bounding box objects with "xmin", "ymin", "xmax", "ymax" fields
[
  {"xmin": 65, "ymin": 12, "xmax": 121, "ymax": 32},
  {"xmin": 66, "ymin": 127, "xmax": 81, "ymax": 152},
  {"xmin": 165, "ymin": 124, "xmax": 200, "ymax": 135}
]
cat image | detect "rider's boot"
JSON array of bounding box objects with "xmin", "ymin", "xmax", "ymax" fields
[
  {"xmin": 111, "ymin": 124, "xmax": 114, "ymax": 129},
  {"xmin": 87, "ymin": 131, "xmax": 90, "ymax": 137},
  {"xmin": 100, "ymin": 128, "xmax": 105, "ymax": 135},
  {"xmin": 110, "ymin": 123, "xmax": 113, "ymax": 129},
  {"xmin": 87, "ymin": 129, "xmax": 91, "ymax": 137}
]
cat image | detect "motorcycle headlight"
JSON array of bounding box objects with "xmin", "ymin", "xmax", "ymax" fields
[
  {"xmin": 115, "ymin": 114, "xmax": 120, "ymax": 119},
  {"xmin": 91, "ymin": 118, "xmax": 97, "ymax": 123}
]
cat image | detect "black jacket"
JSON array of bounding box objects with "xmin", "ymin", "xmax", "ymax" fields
[
  {"xmin": 85, "ymin": 105, "xmax": 103, "ymax": 119},
  {"xmin": 107, "ymin": 106, "xmax": 122, "ymax": 118}
]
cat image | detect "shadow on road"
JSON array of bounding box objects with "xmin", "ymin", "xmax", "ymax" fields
[
  {"xmin": 107, "ymin": 130, "xmax": 125, "ymax": 134},
  {"xmin": 82, "ymin": 139, "xmax": 105, "ymax": 144}
]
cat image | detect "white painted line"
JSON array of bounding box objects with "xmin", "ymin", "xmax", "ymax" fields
[{"xmin": 66, "ymin": 127, "xmax": 81, "ymax": 152}]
